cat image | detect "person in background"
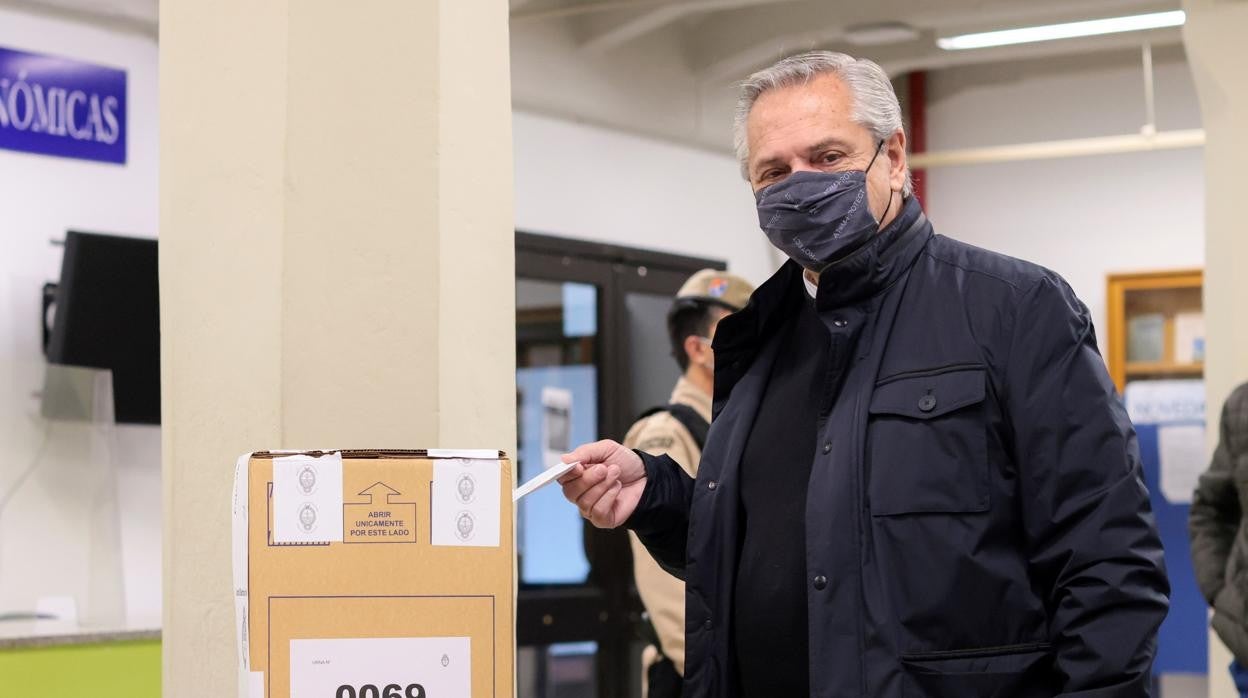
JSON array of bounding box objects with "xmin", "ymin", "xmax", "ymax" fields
[
  {"xmin": 557, "ymin": 50, "xmax": 1168, "ymax": 697},
  {"xmin": 624, "ymin": 269, "xmax": 754, "ymax": 698},
  {"xmin": 1190, "ymin": 382, "xmax": 1248, "ymax": 697}
]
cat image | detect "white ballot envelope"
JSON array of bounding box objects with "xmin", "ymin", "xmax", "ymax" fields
[{"xmin": 513, "ymin": 461, "xmax": 579, "ymax": 502}]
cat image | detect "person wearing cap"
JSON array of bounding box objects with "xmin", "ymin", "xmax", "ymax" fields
[{"xmin": 624, "ymin": 269, "xmax": 753, "ymax": 698}]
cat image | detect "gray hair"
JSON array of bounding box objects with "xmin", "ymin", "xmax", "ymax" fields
[{"xmin": 733, "ymin": 51, "xmax": 912, "ymax": 195}]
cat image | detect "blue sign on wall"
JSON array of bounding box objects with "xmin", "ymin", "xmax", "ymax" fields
[
  {"xmin": 1126, "ymin": 379, "xmax": 1209, "ymax": 677},
  {"xmin": 0, "ymin": 46, "xmax": 127, "ymax": 164}
]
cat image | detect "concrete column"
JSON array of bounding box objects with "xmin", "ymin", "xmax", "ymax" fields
[
  {"xmin": 1182, "ymin": 1, "xmax": 1248, "ymax": 696},
  {"xmin": 159, "ymin": 1, "xmax": 515, "ymax": 695}
]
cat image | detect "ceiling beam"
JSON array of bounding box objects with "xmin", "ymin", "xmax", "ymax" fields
[
  {"xmin": 513, "ymin": 0, "xmax": 679, "ymax": 22},
  {"xmin": 909, "ymin": 128, "xmax": 1202, "ymax": 168},
  {"xmin": 573, "ymin": 0, "xmax": 803, "ymax": 53},
  {"xmin": 575, "ymin": 5, "xmax": 690, "ymax": 53}
]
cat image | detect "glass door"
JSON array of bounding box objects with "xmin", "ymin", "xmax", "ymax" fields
[{"xmin": 515, "ymin": 233, "xmax": 725, "ymax": 698}]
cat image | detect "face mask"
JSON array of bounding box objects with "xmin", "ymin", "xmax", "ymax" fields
[{"xmin": 754, "ymin": 140, "xmax": 891, "ymax": 273}]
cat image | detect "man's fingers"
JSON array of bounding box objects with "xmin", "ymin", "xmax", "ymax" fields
[
  {"xmin": 589, "ymin": 481, "xmax": 623, "ymax": 527},
  {"xmin": 560, "ymin": 463, "xmax": 607, "ymax": 502},
  {"xmin": 563, "ymin": 440, "xmax": 620, "ymax": 468},
  {"xmin": 575, "ymin": 465, "xmax": 620, "ymax": 515},
  {"xmin": 556, "ymin": 462, "xmax": 585, "ymax": 486}
]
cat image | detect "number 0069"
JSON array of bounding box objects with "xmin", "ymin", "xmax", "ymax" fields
[{"xmin": 335, "ymin": 684, "xmax": 425, "ymax": 698}]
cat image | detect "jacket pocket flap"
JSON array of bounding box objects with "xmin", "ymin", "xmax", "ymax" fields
[{"xmin": 870, "ymin": 366, "xmax": 986, "ymax": 420}]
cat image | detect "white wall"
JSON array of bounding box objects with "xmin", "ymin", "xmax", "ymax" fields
[
  {"xmin": 924, "ymin": 46, "xmax": 1204, "ymax": 348},
  {"xmin": 510, "ymin": 19, "xmax": 738, "ymax": 154},
  {"xmin": 0, "ymin": 7, "xmax": 160, "ymax": 630},
  {"xmin": 513, "ymin": 44, "xmax": 1207, "ymax": 325},
  {"xmin": 513, "ymin": 110, "xmax": 780, "ymax": 285}
]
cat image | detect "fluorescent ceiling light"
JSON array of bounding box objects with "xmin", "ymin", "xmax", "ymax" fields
[{"xmin": 937, "ymin": 10, "xmax": 1186, "ymax": 51}]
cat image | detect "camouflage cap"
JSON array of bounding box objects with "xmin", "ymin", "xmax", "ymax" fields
[{"xmin": 673, "ymin": 269, "xmax": 755, "ymax": 313}]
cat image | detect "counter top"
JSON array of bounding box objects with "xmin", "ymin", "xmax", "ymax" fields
[{"xmin": 0, "ymin": 624, "xmax": 160, "ymax": 650}]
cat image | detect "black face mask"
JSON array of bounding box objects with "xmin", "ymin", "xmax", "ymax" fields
[{"xmin": 754, "ymin": 140, "xmax": 891, "ymax": 273}]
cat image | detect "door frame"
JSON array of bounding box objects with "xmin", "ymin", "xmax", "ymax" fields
[{"xmin": 516, "ymin": 231, "xmax": 726, "ymax": 698}]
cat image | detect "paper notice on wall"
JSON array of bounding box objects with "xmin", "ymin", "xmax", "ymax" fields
[
  {"xmin": 289, "ymin": 637, "xmax": 471, "ymax": 698},
  {"xmin": 1127, "ymin": 313, "xmax": 1165, "ymax": 363},
  {"xmin": 432, "ymin": 458, "xmax": 501, "ymax": 547},
  {"xmin": 273, "ymin": 452, "xmax": 344, "ymax": 543},
  {"xmin": 1157, "ymin": 424, "xmax": 1207, "ymax": 505},
  {"xmin": 248, "ymin": 672, "xmax": 264, "ymax": 698},
  {"xmin": 542, "ymin": 387, "xmax": 573, "ymax": 469},
  {"xmin": 1174, "ymin": 312, "xmax": 1206, "ymax": 364},
  {"xmin": 1124, "ymin": 379, "xmax": 1206, "ymax": 425}
]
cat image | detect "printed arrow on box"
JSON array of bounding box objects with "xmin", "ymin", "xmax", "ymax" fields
[
  {"xmin": 344, "ymin": 482, "xmax": 418, "ymax": 544},
  {"xmin": 356, "ymin": 481, "xmax": 402, "ymax": 504}
]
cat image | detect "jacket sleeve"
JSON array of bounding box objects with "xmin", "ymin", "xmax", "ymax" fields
[
  {"xmin": 1005, "ymin": 276, "xmax": 1170, "ymax": 697},
  {"xmin": 1189, "ymin": 393, "xmax": 1244, "ymax": 605},
  {"xmin": 622, "ymin": 414, "xmax": 699, "ymax": 669},
  {"xmin": 625, "ymin": 450, "xmax": 696, "ymax": 581}
]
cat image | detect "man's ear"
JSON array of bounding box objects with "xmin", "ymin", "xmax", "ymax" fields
[
  {"xmin": 888, "ymin": 130, "xmax": 908, "ymax": 192},
  {"xmin": 683, "ymin": 334, "xmax": 705, "ymax": 366}
]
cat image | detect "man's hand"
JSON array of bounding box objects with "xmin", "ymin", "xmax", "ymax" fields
[{"xmin": 556, "ymin": 440, "xmax": 646, "ymax": 528}]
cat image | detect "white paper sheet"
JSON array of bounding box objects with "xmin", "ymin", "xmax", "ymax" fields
[
  {"xmin": 1158, "ymin": 423, "xmax": 1207, "ymax": 504},
  {"xmin": 426, "ymin": 448, "xmax": 501, "ymax": 460},
  {"xmin": 1124, "ymin": 379, "xmax": 1206, "ymax": 425},
  {"xmin": 273, "ymin": 452, "xmax": 344, "ymax": 544},
  {"xmin": 248, "ymin": 671, "xmax": 264, "ymax": 698},
  {"xmin": 1174, "ymin": 312, "xmax": 1206, "ymax": 364},
  {"xmin": 513, "ymin": 460, "xmax": 578, "ymax": 502},
  {"xmin": 289, "ymin": 637, "xmax": 471, "ymax": 698},
  {"xmin": 541, "ymin": 388, "xmax": 573, "ymax": 471},
  {"xmin": 431, "ymin": 458, "xmax": 501, "ymax": 547}
]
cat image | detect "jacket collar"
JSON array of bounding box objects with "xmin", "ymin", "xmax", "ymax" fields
[
  {"xmin": 815, "ymin": 194, "xmax": 930, "ymax": 309},
  {"xmin": 711, "ymin": 196, "xmax": 932, "ymax": 413}
]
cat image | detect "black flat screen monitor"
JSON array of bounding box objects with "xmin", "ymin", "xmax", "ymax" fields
[{"xmin": 46, "ymin": 230, "xmax": 160, "ymax": 424}]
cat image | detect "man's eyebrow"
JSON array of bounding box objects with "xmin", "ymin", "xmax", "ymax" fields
[
  {"xmin": 805, "ymin": 137, "xmax": 854, "ymax": 156},
  {"xmin": 751, "ymin": 137, "xmax": 859, "ymax": 178},
  {"xmin": 750, "ymin": 155, "xmax": 787, "ymax": 177}
]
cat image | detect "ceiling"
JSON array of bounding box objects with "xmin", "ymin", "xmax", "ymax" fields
[
  {"xmin": 510, "ymin": 0, "xmax": 1185, "ymax": 151},
  {"xmin": 4, "ymin": 0, "xmax": 1184, "ymax": 71},
  {"xmin": 1, "ymin": 0, "xmax": 156, "ymax": 33},
  {"xmin": 511, "ymin": 0, "xmax": 1182, "ymax": 78},
  {"xmin": 2, "ymin": 0, "xmax": 1188, "ymax": 153}
]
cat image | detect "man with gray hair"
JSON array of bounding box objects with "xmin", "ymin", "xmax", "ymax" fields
[{"xmin": 557, "ymin": 51, "xmax": 1168, "ymax": 696}]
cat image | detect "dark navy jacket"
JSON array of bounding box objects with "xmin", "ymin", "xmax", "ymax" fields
[{"xmin": 627, "ymin": 198, "xmax": 1170, "ymax": 697}]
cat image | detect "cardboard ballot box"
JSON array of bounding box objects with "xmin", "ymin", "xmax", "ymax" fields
[{"xmin": 232, "ymin": 449, "xmax": 514, "ymax": 698}]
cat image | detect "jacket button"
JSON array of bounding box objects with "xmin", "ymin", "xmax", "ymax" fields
[
  {"xmin": 813, "ymin": 575, "xmax": 828, "ymax": 591},
  {"xmin": 822, "ymin": 442, "xmax": 832, "ymax": 454},
  {"xmin": 707, "ymin": 480, "xmax": 718, "ymax": 491},
  {"xmin": 703, "ymin": 619, "xmax": 713, "ymax": 630},
  {"xmin": 832, "ymin": 317, "xmax": 848, "ymax": 328},
  {"xmin": 918, "ymin": 394, "xmax": 937, "ymax": 413}
]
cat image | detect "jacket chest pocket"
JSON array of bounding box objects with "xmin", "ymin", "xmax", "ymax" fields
[{"xmin": 867, "ymin": 366, "xmax": 989, "ymax": 516}]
